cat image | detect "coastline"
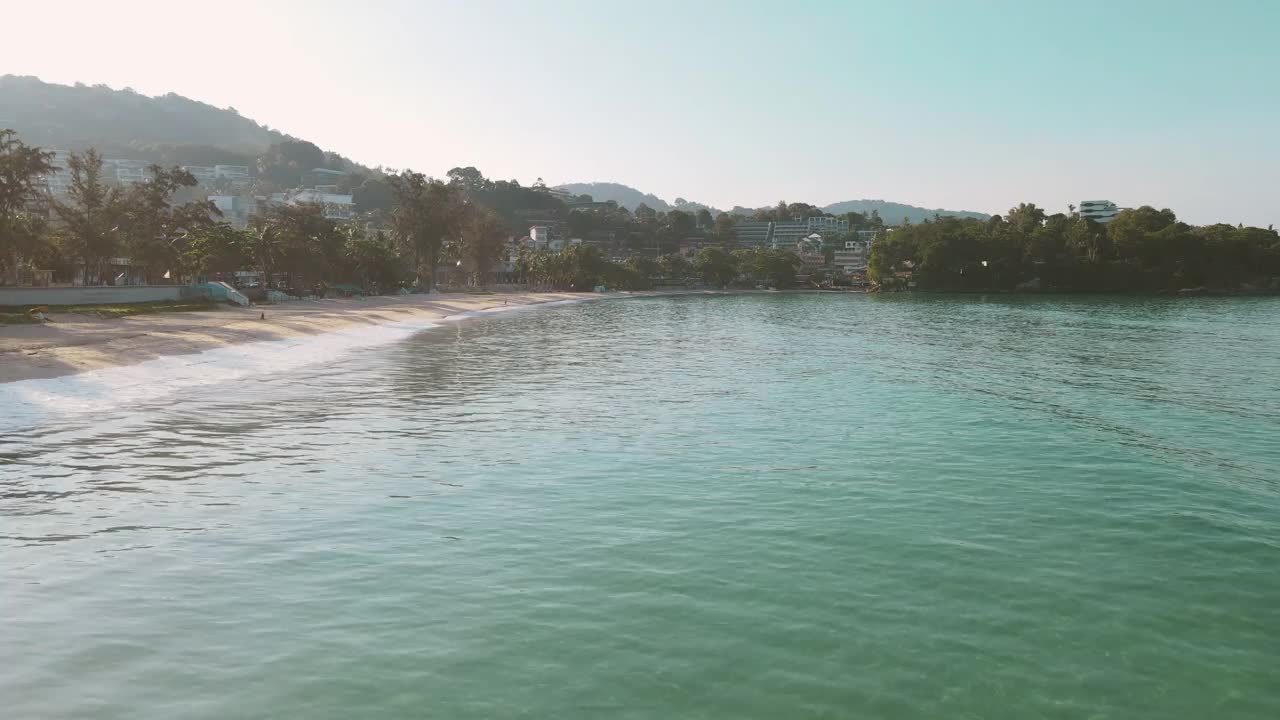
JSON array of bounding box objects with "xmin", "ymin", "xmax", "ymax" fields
[{"xmin": 0, "ymin": 290, "xmax": 694, "ymax": 385}]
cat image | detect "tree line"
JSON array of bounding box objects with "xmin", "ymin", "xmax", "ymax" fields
[
  {"xmin": 7, "ymin": 126, "xmax": 1277, "ymax": 295},
  {"xmin": 0, "ymin": 130, "xmax": 510, "ymax": 291},
  {"xmin": 868, "ymin": 203, "xmax": 1280, "ymax": 292},
  {"xmin": 1, "ymin": 129, "xmax": 866, "ymax": 292}
]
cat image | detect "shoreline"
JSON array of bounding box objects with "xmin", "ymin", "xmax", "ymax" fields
[{"xmin": 0, "ymin": 290, "xmax": 704, "ymax": 386}]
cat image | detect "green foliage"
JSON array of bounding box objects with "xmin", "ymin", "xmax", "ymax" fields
[
  {"xmin": 866, "ymin": 204, "xmax": 1280, "ymax": 292},
  {"xmin": 0, "ymin": 129, "xmax": 56, "ymax": 279},
  {"xmin": 387, "ymin": 171, "xmax": 465, "ymax": 289},
  {"xmin": 694, "ymin": 246, "xmax": 738, "ymax": 288},
  {"xmin": 180, "ymin": 223, "xmax": 253, "ymax": 279},
  {"xmin": 51, "ymin": 149, "xmax": 126, "ymax": 284},
  {"xmin": 119, "ymin": 166, "xmax": 216, "ymax": 281},
  {"xmin": 343, "ymin": 227, "xmax": 404, "ymax": 290},
  {"xmin": 457, "ymin": 207, "xmax": 507, "ymax": 287},
  {"xmin": 732, "ymin": 248, "xmax": 802, "ymax": 288}
]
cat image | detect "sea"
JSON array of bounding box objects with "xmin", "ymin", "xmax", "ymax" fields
[{"xmin": 3, "ymin": 293, "xmax": 1279, "ymax": 719}]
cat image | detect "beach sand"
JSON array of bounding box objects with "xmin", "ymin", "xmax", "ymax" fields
[{"xmin": 0, "ymin": 291, "xmax": 605, "ymax": 384}]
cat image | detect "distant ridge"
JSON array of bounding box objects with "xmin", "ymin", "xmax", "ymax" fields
[
  {"xmin": 555, "ymin": 182, "xmax": 677, "ymax": 212},
  {"xmin": 822, "ymin": 199, "xmax": 990, "ymax": 224},
  {"xmin": 556, "ymin": 181, "xmax": 990, "ymax": 224},
  {"xmin": 0, "ymin": 74, "xmax": 289, "ymax": 155}
]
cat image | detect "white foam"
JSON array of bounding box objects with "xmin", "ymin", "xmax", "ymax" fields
[{"xmin": 0, "ymin": 297, "xmax": 592, "ymax": 432}]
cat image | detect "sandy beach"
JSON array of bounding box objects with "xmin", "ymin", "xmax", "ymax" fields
[{"xmin": 0, "ymin": 291, "xmax": 609, "ymax": 384}]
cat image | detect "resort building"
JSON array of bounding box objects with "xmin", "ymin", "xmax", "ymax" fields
[
  {"xmin": 1080, "ymin": 200, "xmax": 1125, "ymax": 224},
  {"xmin": 274, "ymin": 188, "xmax": 355, "ymax": 221},
  {"xmin": 833, "ymin": 239, "xmax": 871, "ymax": 272},
  {"xmin": 182, "ymin": 166, "xmax": 218, "ymax": 184},
  {"xmin": 529, "ymin": 226, "xmax": 553, "ymax": 248},
  {"xmin": 770, "ymin": 219, "xmax": 811, "ymax": 250},
  {"xmin": 306, "ymin": 168, "xmax": 347, "ymax": 187},
  {"xmin": 806, "ymin": 216, "xmax": 849, "ymax": 235},
  {"xmin": 215, "ymin": 165, "xmax": 251, "ymax": 181},
  {"xmin": 734, "ymin": 221, "xmax": 772, "ymax": 248},
  {"xmin": 103, "ymin": 159, "xmax": 152, "ymax": 185},
  {"xmin": 42, "ymin": 151, "xmax": 74, "ymax": 197},
  {"xmin": 209, "ymin": 195, "xmax": 255, "ymax": 229}
]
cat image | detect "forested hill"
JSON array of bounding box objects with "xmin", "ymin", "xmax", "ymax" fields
[
  {"xmin": 557, "ymin": 181, "xmax": 990, "ymax": 224},
  {"xmin": 555, "ymin": 183, "xmax": 677, "ymax": 212},
  {"xmin": 0, "ymin": 75, "xmax": 290, "ymax": 157},
  {"xmin": 822, "ymin": 199, "xmax": 990, "ymax": 224}
]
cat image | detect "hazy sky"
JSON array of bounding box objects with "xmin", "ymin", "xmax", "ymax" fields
[{"xmin": 3, "ymin": 0, "xmax": 1277, "ymax": 225}]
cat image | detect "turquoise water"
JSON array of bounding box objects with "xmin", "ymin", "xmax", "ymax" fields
[{"xmin": 4, "ymin": 293, "xmax": 1280, "ymax": 719}]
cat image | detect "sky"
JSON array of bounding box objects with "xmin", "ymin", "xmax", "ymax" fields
[{"xmin": 3, "ymin": 0, "xmax": 1277, "ymax": 226}]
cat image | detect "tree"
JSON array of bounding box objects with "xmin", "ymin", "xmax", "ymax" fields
[
  {"xmin": 1106, "ymin": 206, "xmax": 1177, "ymax": 265},
  {"xmin": 446, "ymin": 166, "xmax": 493, "ymax": 193},
  {"xmin": 694, "ymin": 246, "xmax": 739, "ymax": 287},
  {"xmin": 695, "ymin": 208, "xmax": 713, "ymax": 230},
  {"xmin": 251, "ymin": 202, "xmax": 340, "ymax": 289},
  {"xmin": 713, "ymin": 212, "xmax": 737, "ymax": 246},
  {"xmin": 343, "ymin": 226, "xmax": 403, "ymax": 290},
  {"xmin": 118, "ymin": 165, "xmax": 217, "ymax": 282},
  {"xmin": 179, "ymin": 223, "xmax": 252, "ymax": 280},
  {"xmin": 659, "ymin": 252, "xmax": 691, "ymax": 281},
  {"xmin": 0, "ymin": 130, "xmax": 56, "ymax": 282},
  {"xmin": 458, "ymin": 206, "xmax": 506, "ymax": 287},
  {"xmin": 387, "ymin": 170, "xmax": 465, "ymax": 290},
  {"xmin": 733, "ymin": 247, "xmax": 801, "ymax": 288},
  {"xmin": 1005, "ymin": 202, "xmax": 1047, "ymax": 234},
  {"xmin": 52, "ymin": 149, "xmax": 125, "ymax": 285}
]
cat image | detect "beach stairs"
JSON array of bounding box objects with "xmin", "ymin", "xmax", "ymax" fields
[{"xmin": 195, "ymin": 282, "xmax": 251, "ymax": 307}]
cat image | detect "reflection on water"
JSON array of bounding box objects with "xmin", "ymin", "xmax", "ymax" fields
[{"xmin": 3, "ymin": 294, "xmax": 1280, "ymax": 719}]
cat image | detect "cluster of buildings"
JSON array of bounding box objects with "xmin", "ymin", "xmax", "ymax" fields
[
  {"xmin": 511, "ymin": 215, "xmax": 881, "ymax": 286},
  {"xmin": 1079, "ymin": 200, "xmax": 1126, "ymax": 224},
  {"xmin": 36, "ymin": 152, "xmax": 356, "ymax": 230}
]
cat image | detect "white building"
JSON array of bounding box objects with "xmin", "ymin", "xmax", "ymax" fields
[
  {"xmin": 103, "ymin": 159, "xmax": 152, "ymax": 185},
  {"xmin": 770, "ymin": 219, "xmax": 810, "ymax": 249},
  {"xmin": 806, "ymin": 216, "xmax": 849, "ymax": 235},
  {"xmin": 209, "ymin": 195, "xmax": 255, "ymax": 228},
  {"xmin": 1080, "ymin": 200, "xmax": 1126, "ymax": 224},
  {"xmin": 215, "ymin": 165, "xmax": 251, "ymax": 182},
  {"xmin": 834, "ymin": 239, "xmax": 871, "ymax": 272},
  {"xmin": 529, "ymin": 226, "xmax": 552, "ymax": 248},
  {"xmin": 734, "ymin": 221, "xmax": 772, "ymax": 248},
  {"xmin": 42, "ymin": 151, "xmax": 74, "ymax": 197},
  {"xmin": 183, "ymin": 166, "xmax": 217, "ymax": 184},
  {"xmin": 277, "ymin": 188, "xmax": 355, "ymax": 221}
]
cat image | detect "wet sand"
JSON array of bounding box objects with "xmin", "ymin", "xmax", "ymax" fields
[{"xmin": 0, "ymin": 291, "xmax": 611, "ymax": 384}]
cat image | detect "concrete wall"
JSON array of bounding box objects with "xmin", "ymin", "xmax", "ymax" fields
[{"xmin": 0, "ymin": 285, "xmax": 204, "ymax": 308}]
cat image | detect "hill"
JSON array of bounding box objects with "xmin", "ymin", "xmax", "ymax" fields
[
  {"xmin": 0, "ymin": 75, "xmax": 290, "ymax": 158},
  {"xmin": 558, "ymin": 181, "xmax": 991, "ymax": 224},
  {"xmin": 555, "ymin": 182, "xmax": 676, "ymax": 212},
  {"xmin": 822, "ymin": 199, "xmax": 990, "ymax": 224}
]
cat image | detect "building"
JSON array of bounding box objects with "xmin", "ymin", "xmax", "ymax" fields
[
  {"xmin": 1080, "ymin": 200, "xmax": 1125, "ymax": 224},
  {"xmin": 215, "ymin": 165, "xmax": 250, "ymax": 181},
  {"xmin": 806, "ymin": 216, "xmax": 849, "ymax": 235},
  {"xmin": 306, "ymin": 167, "xmax": 347, "ymax": 187},
  {"xmin": 275, "ymin": 188, "xmax": 355, "ymax": 221},
  {"xmin": 209, "ymin": 195, "xmax": 255, "ymax": 229},
  {"xmin": 214, "ymin": 165, "xmax": 251, "ymax": 188},
  {"xmin": 42, "ymin": 151, "xmax": 74, "ymax": 197},
  {"xmin": 103, "ymin": 159, "xmax": 152, "ymax": 185},
  {"xmin": 833, "ymin": 239, "xmax": 871, "ymax": 272},
  {"xmin": 770, "ymin": 219, "xmax": 811, "ymax": 250},
  {"xmin": 734, "ymin": 221, "xmax": 772, "ymax": 248},
  {"xmin": 529, "ymin": 226, "xmax": 553, "ymax": 248},
  {"xmin": 182, "ymin": 166, "xmax": 217, "ymax": 184}
]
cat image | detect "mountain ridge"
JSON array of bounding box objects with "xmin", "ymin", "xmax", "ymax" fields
[{"xmin": 556, "ymin": 181, "xmax": 991, "ymax": 224}]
